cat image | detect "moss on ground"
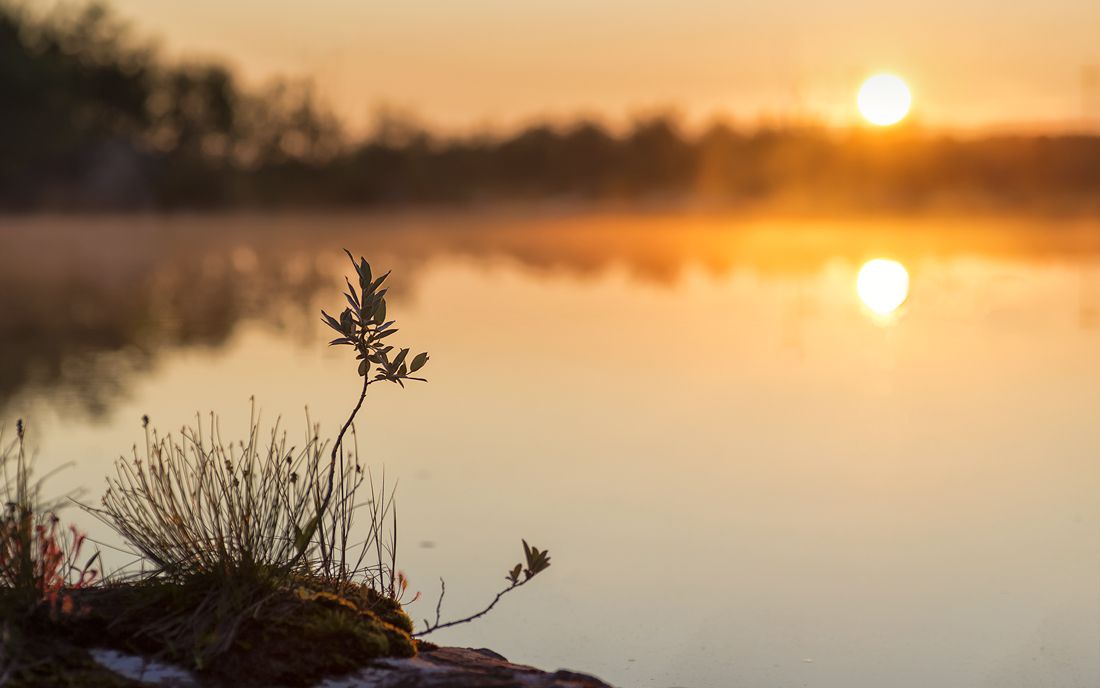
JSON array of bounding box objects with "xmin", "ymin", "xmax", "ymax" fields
[
  {"xmin": 4, "ymin": 580, "xmax": 419, "ymax": 688},
  {"xmin": 4, "ymin": 637, "xmax": 147, "ymax": 688}
]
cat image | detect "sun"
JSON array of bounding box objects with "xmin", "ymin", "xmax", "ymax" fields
[
  {"xmin": 857, "ymin": 260, "xmax": 909, "ymax": 314},
  {"xmin": 857, "ymin": 75, "xmax": 911, "ymax": 126}
]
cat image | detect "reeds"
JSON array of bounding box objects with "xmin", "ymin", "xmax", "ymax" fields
[
  {"xmin": 0, "ymin": 420, "xmax": 99, "ymax": 684},
  {"xmin": 88, "ymin": 404, "xmax": 414, "ymax": 666},
  {"xmin": 95, "ymin": 404, "xmax": 403, "ymax": 594},
  {"xmin": 0, "ymin": 421, "xmax": 98, "ymax": 609},
  {"xmin": 96, "ymin": 406, "xmax": 323, "ymax": 586},
  {"xmin": 311, "ymin": 425, "xmax": 405, "ymax": 599}
]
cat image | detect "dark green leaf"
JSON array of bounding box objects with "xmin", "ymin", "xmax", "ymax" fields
[
  {"xmin": 522, "ymin": 540, "xmax": 550, "ymax": 576},
  {"xmin": 358, "ymin": 360, "xmax": 368, "ymax": 376},
  {"xmin": 344, "ymin": 249, "xmax": 360, "ymax": 277},
  {"xmin": 373, "ymin": 299, "xmax": 387, "ymax": 325},
  {"xmin": 410, "ymin": 352, "xmax": 429, "ymax": 372},
  {"xmin": 321, "ymin": 311, "xmax": 342, "ymax": 332},
  {"xmin": 507, "ymin": 564, "xmax": 522, "ymax": 584},
  {"xmin": 393, "ymin": 348, "xmax": 409, "ymax": 367},
  {"xmin": 294, "ymin": 516, "xmax": 319, "ymax": 554},
  {"xmin": 359, "ymin": 259, "xmax": 372, "ymax": 289},
  {"xmin": 369, "ymin": 272, "xmax": 391, "ymax": 293}
]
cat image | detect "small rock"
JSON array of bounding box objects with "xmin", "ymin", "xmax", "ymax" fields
[{"xmin": 89, "ymin": 646, "xmax": 617, "ymax": 688}]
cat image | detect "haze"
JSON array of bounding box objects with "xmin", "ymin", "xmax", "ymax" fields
[{"xmin": 50, "ymin": 0, "xmax": 1100, "ymax": 135}]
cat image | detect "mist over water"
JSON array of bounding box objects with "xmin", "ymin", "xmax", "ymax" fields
[{"xmin": 1, "ymin": 211, "xmax": 1098, "ymax": 688}]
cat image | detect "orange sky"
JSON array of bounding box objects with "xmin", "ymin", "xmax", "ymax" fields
[{"xmin": 59, "ymin": 0, "xmax": 1100, "ymax": 136}]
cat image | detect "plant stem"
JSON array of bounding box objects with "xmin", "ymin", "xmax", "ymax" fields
[
  {"xmin": 415, "ymin": 578, "xmax": 531, "ymax": 637},
  {"xmin": 285, "ymin": 373, "xmax": 371, "ymax": 572}
]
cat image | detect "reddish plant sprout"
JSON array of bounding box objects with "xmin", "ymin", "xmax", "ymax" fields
[
  {"xmin": 394, "ymin": 570, "xmax": 420, "ymax": 605},
  {"xmin": 0, "ymin": 506, "xmax": 99, "ymax": 615}
]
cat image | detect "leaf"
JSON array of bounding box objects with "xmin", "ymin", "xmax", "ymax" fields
[
  {"xmin": 376, "ymin": 328, "xmax": 397, "ymax": 339},
  {"xmin": 397, "ymin": 363, "xmax": 407, "ymax": 377},
  {"xmin": 369, "ymin": 272, "xmax": 391, "ymax": 293},
  {"xmin": 522, "ymin": 540, "xmax": 551, "ymax": 578},
  {"xmin": 329, "ymin": 337, "xmax": 352, "ymax": 346},
  {"xmin": 321, "ymin": 311, "xmax": 342, "ymax": 332},
  {"xmin": 359, "ymin": 259, "xmax": 372, "ymax": 289},
  {"xmin": 358, "ymin": 360, "xmax": 368, "ymax": 376},
  {"xmin": 344, "ymin": 249, "xmax": 360, "ymax": 277},
  {"xmin": 410, "ymin": 352, "xmax": 429, "ymax": 372},
  {"xmin": 345, "ymin": 287, "xmax": 360, "ymax": 312},
  {"xmin": 294, "ymin": 516, "xmax": 319, "ymax": 555},
  {"xmin": 507, "ymin": 564, "xmax": 522, "ymax": 584},
  {"xmin": 373, "ymin": 299, "xmax": 387, "ymax": 325},
  {"xmin": 393, "ymin": 348, "xmax": 409, "ymax": 367}
]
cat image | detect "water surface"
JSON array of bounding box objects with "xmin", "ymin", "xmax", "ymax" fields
[{"xmin": 1, "ymin": 211, "xmax": 1098, "ymax": 688}]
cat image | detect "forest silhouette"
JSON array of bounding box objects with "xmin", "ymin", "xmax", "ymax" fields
[{"xmin": 2, "ymin": 2, "xmax": 1099, "ymax": 213}]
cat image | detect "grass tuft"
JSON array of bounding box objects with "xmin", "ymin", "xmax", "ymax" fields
[{"xmin": 93, "ymin": 404, "xmax": 324, "ymax": 587}]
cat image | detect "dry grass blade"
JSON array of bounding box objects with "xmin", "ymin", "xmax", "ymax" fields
[{"xmin": 91, "ymin": 402, "xmax": 324, "ymax": 587}]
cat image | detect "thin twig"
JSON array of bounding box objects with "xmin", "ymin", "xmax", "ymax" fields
[{"xmin": 415, "ymin": 577, "xmax": 533, "ymax": 637}]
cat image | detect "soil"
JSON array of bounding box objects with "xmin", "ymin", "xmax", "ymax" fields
[
  {"xmin": 2, "ymin": 583, "xmax": 615, "ymax": 688},
  {"xmin": 2, "ymin": 581, "xmax": 419, "ymax": 688}
]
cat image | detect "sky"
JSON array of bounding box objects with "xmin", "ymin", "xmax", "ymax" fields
[{"xmin": 53, "ymin": 0, "xmax": 1100, "ymax": 136}]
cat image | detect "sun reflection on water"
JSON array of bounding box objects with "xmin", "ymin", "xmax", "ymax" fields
[{"xmin": 857, "ymin": 259, "xmax": 909, "ymax": 314}]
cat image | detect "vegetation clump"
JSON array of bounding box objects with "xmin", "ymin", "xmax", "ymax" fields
[{"xmin": 0, "ymin": 252, "xmax": 551, "ymax": 687}]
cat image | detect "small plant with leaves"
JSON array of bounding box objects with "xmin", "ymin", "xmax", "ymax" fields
[
  {"xmin": 417, "ymin": 540, "xmax": 551, "ymax": 636},
  {"xmin": 321, "ymin": 251, "xmax": 552, "ymax": 636},
  {"xmin": 292, "ymin": 250, "xmax": 430, "ymax": 583},
  {"xmin": 321, "ymin": 249, "xmax": 429, "ymax": 390}
]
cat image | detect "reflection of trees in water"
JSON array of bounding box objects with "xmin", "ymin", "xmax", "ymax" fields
[
  {"xmin": 0, "ymin": 234, "xmax": 332, "ymax": 417},
  {"xmin": 3, "ymin": 212, "xmax": 1100, "ymax": 417}
]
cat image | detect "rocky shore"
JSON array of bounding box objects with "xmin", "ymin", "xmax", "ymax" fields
[{"xmin": 92, "ymin": 646, "xmax": 616, "ymax": 688}]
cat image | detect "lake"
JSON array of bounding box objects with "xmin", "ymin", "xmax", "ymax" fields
[{"xmin": 1, "ymin": 210, "xmax": 1098, "ymax": 688}]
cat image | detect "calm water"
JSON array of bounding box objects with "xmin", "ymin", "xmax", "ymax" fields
[{"xmin": 1, "ymin": 211, "xmax": 1098, "ymax": 688}]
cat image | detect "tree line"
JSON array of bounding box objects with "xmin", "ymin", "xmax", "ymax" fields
[{"xmin": 2, "ymin": 2, "xmax": 1098, "ymax": 213}]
